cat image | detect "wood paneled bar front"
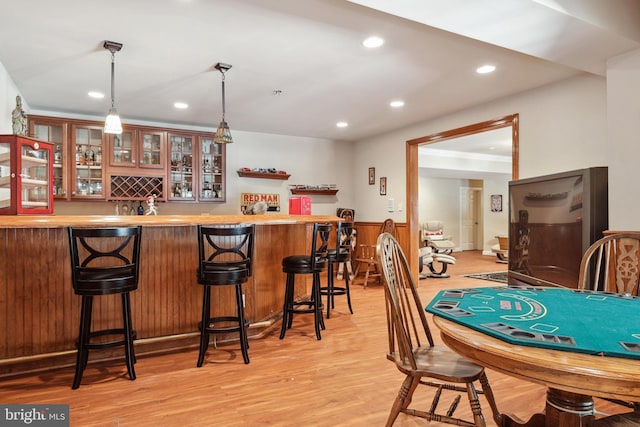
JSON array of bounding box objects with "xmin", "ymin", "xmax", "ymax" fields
[{"xmin": 0, "ymin": 215, "xmax": 340, "ymax": 377}]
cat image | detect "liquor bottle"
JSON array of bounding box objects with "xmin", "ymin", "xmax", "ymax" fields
[
  {"xmin": 137, "ymin": 201, "xmax": 144, "ymax": 215},
  {"xmin": 54, "ymin": 144, "xmax": 62, "ymax": 163},
  {"xmin": 75, "ymin": 146, "xmax": 81, "ymax": 165},
  {"xmin": 96, "ymin": 147, "xmax": 102, "ymax": 165}
]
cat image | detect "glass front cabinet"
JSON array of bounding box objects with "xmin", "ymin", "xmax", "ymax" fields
[
  {"xmin": 71, "ymin": 124, "xmax": 105, "ymax": 199},
  {"xmin": 199, "ymin": 136, "xmax": 225, "ymax": 201},
  {"xmin": 0, "ymin": 134, "xmax": 53, "ymax": 215},
  {"xmin": 168, "ymin": 133, "xmax": 195, "ymax": 201},
  {"xmin": 29, "ymin": 118, "xmax": 68, "ymax": 199},
  {"xmin": 108, "ymin": 128, "xmax": 165, "ymax": 170}
]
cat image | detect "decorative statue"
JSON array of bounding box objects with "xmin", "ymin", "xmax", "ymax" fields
[
  {"xmin": 146, "ymin": 194, "xmax": 158, "ymax": 215},
  {"xmin": 12, "ymin": 95, "xmax": 27, "ymax": 136}
]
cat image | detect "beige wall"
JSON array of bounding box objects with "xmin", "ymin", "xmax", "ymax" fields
[{"xmin": 353, "ymin": 73, "xmax": 609, "ymax": 224}]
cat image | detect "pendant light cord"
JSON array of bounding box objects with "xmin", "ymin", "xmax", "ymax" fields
[
  {"xmin": 110, "ymin": 51, "xmax": 116, "ymax": 110},
  {"xmin": 220, "ymin": 71, "xmax": 226, "ymax": 121}
]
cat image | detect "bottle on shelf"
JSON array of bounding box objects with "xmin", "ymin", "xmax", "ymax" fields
[
  {"xmin": 137, "ymin": 201, "xmax": 144, "ymax": 215},
  {"xmin": 96, "ymin": 147, "xmax": 102, "ymax": 165}
]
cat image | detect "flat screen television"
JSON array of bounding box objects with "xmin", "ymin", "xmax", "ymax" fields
[{"xmin": 508, "ymin": 167, "xmax": 608, "ymax": 288}]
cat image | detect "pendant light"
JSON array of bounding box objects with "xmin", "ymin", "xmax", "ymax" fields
[
  {"xmin": 213, "ymin": 62, "xmax": 233, "ymax": 144},
  {"xmin": 103, "ymin": 40, "xmax": 123, "ymax": 135}
]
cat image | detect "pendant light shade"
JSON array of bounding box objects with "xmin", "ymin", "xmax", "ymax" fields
[
  {"xmin": 213, "ymin": 62, "xmax": 233, "ymax": 144},
  {"xmin": 103, "ymin": 41, "xmax": 123, "ymax": 135}
]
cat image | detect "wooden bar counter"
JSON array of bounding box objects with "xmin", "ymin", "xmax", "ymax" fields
[{"xmin": 0, "ymin": 214, "xmax": 340, "ymax": 377}]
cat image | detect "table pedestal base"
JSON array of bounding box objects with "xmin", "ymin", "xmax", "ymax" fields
[{"xmin": 501, "ymin": 388, "xmax": 594, "ymax": 427}]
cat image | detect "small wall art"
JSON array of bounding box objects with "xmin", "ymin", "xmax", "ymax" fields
[
  {"xmin": 380, "ymin": 177, "xmax": 387, "ymax": 195},
  {"xmin": 491, "ymin": 194, "xmax": 503, "ymax": 212},
  {"xmin": 368, "ymin": 167, "xmax": 375, "ymax": 185}
]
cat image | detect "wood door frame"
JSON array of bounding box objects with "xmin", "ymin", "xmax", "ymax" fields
[{"xmin": 405, "ymin": 114, "xmax": 520, "ymax": 280}]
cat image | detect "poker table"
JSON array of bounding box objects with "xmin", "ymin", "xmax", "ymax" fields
[
  {"xmin": 426, "ymin": 286, "xmax": 640, "ymax": 360},
  {"xmin": 427, "ymin": 286, "xmax": 640, "ymax": 427}
]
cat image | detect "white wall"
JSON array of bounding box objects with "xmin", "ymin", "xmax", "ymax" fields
[
  {"xmin": 418, "ymin": 173, "xmax": 468, "ymax": 246},
  {"xmin": 0, "ymin": 62, "xmax": 25, "ymax": 134},
  {"xmin": 483, "ymin": 176, "xmax": 510, "ymax": 252},
  {"xmin": 607, "ymin": 48, "xmax": 640, "ymax": 230},
  {"xmin": 353, "ymin": 73, "xmax": 608, "ymax": 224}
]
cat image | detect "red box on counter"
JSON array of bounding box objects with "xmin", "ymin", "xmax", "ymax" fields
[{"xmin": 289, "ymin": 196, "xmax": 311, "ymax": 215}]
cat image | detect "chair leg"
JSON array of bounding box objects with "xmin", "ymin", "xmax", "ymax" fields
[
  {"xmin": 345, "ymin": 268, "xmax": 353, "ymax": 314},
  {"xmin": 363, "ymin": 263, "xmax": 371, "ymax": 288},
  {"xmin": 197, "ymin": 286, "xmax": 212, "ymax": 367},
  {"xmin": 326, "ymin": 262, "xmax": 334, "ymax": 318},
  {"xmin": 466, "ymin": 382, "xmax": 487, "ymax": 427},
  {"xmin": 312, "ymin": 272, "xmax": 323, "ymax": 340},
  {"xmin": 121, "ymin": 292, "xmax": 136, "ymax": 381},
  {"xmin": 280, "ymin": 273, "xmax": 294, "ymax": 339},
  {"xmin": 479, "ymin": 373, "xmax": 502, "ymax": 426},
  {"xmin": 385, "ymin": 375, "xmax": 419, "ymax": 427},
  {"xmin": 72, "ymin": 295, "xmax": 93, "ymax": 389},
  {"xmin": 235, "ymin": 283, "xmax": 250, "ymax": 364}
]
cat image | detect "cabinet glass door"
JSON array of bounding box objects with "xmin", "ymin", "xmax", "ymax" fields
[
  {"xmin": 140, "ymin": 131, "xmax": 164, "ymax": 168},
  {"xmin": 0, "ymin": 142, "xmax": 12, "ymax": 211},
  {"xmin": 32, "ymin": 121, "xmax": 67, "ymax": 199},
  {"xmin": 20, "ymin": 143, "xmax": 51, "ymax": 211},
  {"xmin": 110, "ymin": 131, "xmax": 134, "ymax": 167},
  {"xmin": 199, "ymin": 137, "xmax": 224, "ymax": 201},
  {"xmin": 168, "ymin": 134, "xmax": 194, "ymax": 200},
  {"xmin": 73, "ymin": 126, "xmax": 104, "ymax": 198}
]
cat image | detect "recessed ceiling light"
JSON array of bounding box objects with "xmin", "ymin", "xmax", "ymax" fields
[
  {"xmin": 336, "ymin": 121, "xmax": 349, "ymax": 128},
  {"xmin": 362, "ymin": 36, "xmax": 384, "ymax": 48},
  {"xmin": 88, "ymin": 91, "xmax": 104, "ymax": 99},
  {"xmin": 390, "ymin": 100, "xmax": 405, "ymax": 108},
  {"xmin": 174, "ymin": 102, "xmax": 189, "ymax": 109},
  {"xmin": 476, "ymin": 65, "xmax": 496, "ymax": 74}
]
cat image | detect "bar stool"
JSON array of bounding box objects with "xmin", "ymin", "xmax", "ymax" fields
[
  {"xmin": 280, "ymin": 223, "xmax": 331, "ymax": 340},
  {"xmin": 67, "ymin": 226, "xmax": 142, "ymax": 389},
  {"xmin": 320, "ymin": 221, "xmax": 354, "ymax": 318},
  {"xmin": 196, "ymin": 224, "xmax": 255, "ymax": 366}
]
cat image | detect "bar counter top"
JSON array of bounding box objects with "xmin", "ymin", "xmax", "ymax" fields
[{"xmin": 0, "ymin": 214, "xmax": 341, "ymax": 228}]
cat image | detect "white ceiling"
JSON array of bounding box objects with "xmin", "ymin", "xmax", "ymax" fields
[{"xmin": 2, "ymin": 0, "xmax": 638, "ymax": 146}]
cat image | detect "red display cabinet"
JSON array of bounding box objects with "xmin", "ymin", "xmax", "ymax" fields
[{"xmin": 0, "ymin": 134, "xmax": 54, "ymax": 215}]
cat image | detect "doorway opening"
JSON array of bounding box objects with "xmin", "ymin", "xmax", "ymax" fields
[{"xmin": 406, "ymin": 114, "xmax": 520, "ymax": 277}]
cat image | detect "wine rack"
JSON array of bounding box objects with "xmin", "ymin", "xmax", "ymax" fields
[{"xmin": 110, "ymin": 175, "xmax": 164, "ymax": 200}]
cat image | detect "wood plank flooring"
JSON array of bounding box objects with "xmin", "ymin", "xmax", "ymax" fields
[{"xmin": 0, "ymin": 251, "xmax": 630, "ymax": 426}]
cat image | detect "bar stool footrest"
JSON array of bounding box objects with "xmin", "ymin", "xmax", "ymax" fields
[
  {"xmin": 202, "ymin": 316, "xmax": 250, "ymax": 334},
  {"xmin": 82, "ymin": 328, "xmax": 137, "ymax": 350}
]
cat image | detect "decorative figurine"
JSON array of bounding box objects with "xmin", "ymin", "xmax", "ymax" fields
[
  {"xmin": 11, "ymin": 95, "xmax": 27, "ymax": 136},
  {"xmin": 146, "ymin": 194, "xmax": 158, "ymax": 215}
]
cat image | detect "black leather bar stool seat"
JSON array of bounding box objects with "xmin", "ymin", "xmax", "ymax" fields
[
  {"xmin": 320, "ymin": 221, "xmax": 355, "ymax": 318},
  {"xmin": 196, "ymin": 224, "xmax": 255, "ymax": 366},
  {"xmin": 68, "ymin": 226, "xmax": 142, "ymax": 389},
  {"xmin": 280, "ymin": 223, "xmax": 331, "ymax": 340}
]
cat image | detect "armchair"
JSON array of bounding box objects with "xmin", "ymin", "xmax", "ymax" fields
[{"xmin": 419, "ymin": 221, "xmax": 456, "ymax": 279}]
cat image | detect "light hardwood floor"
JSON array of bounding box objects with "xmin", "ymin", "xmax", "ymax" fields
[{"xmin": 0, "ymin": 251, "xmax": 630, "ymax": 426}]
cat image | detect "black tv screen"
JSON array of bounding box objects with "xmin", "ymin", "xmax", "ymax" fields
[{"xmin": 508, "ymin": 167, "xmax": 608, "ymax": 288}]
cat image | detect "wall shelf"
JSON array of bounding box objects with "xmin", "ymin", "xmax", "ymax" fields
[
  {"xmin": 237, "ymin": 170, "xmax": 290, "ymax": 180},
  {"xmin": 290, "ymin": 189, "xmax": 338, "ymax": 195}
]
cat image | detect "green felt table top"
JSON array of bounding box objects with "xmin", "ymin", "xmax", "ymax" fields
[{"xmin": 426, "ymin": 286, "xmax": 640, "ymax": 359}]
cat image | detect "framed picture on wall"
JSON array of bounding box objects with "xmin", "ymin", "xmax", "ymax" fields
[
  {"xmin": 369, "ymin": 167, "xmax": 375, "ymax": 185},
  {"xmin": 380, "ymin": 177, "xmax": 387, "ymax": 195},
  {"xmin": 491, "ymin": 194, "xmax": 503, "ymax": 212}
]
